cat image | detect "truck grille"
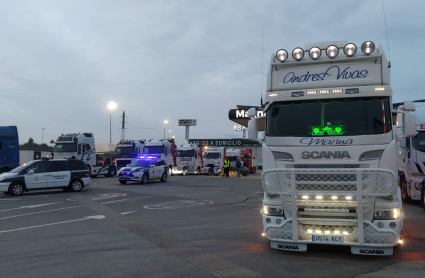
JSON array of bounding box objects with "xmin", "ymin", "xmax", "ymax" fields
[{"xmin": 117, "ymin": 160, "xmax": 132, "ymax": 168}]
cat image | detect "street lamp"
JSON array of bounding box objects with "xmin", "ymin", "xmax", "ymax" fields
[
  {"xmin": 42, "ymin": 128, "xmax": 45, "ymax": 145},
  {"xmin": 107, "ymin": 101, "xmax": 117, "ymax": 143},
  {"xmin": 163, "ymin": 120, "xmax": 168, "ymax": 139}
]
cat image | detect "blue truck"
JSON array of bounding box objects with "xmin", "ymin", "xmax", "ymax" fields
[{"xmin": 0, "ymin": 126, "xmax": 20, "ymax": 173}]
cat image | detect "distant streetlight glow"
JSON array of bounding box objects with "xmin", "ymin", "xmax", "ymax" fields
[{"xmin": 107, "ymin": 101, "xmax": 117, "ymax": 143}]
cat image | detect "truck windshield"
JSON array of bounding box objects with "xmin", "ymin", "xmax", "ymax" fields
[
  {"xmin": 413, "ymin": 131, "xmax": 425, "ymax": 151},
  {"xmin": 267, "ymin": 97, "xmax": 392, "ymax": 137},
  {"xmin": 128, "ymin": 160, "xmax": 151, "ymax": 168},
  {"xmin": 144, "ymin": 146, "xmax": 165, "ymax": 154},
  {"xmin": 204, "ymin": 153, "xmax": 219, "ymax": 159},
  {"xmin": 177, "ymin": 150, "xmax": 194, "ymax": 157},
  {"xmin": 54, "ymin": 143, "xmax": 77, "ymax": 152},
  {"xmin": 242, "ymin": 155, "xmax": 250, "ymax": 161},
  {"xmin": 227, "ymin": 156, "xmax": 237, "ymax": 162},
  {"xmin": 116, "ymin": 147, "xmax": 135, "ymax": 155}
]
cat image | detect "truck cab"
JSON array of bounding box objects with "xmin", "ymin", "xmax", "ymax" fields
[
  {"xmin": 0, "ymin": 126, "xmax": 19, "ymax": 173},
  {"xmin": 115, "ymin": 139, "xmax": 145, "ymax": 170},
  {"xmin": 143, "ymin": 139, "xmax": 176, "ymax": 175},
  {"xmin": 172, "ymin": 144, "xmax": 202, "ymax": 175},
  {"xmin": 203, "ymin": 147, "xmax": 224, "ymax": 175}
]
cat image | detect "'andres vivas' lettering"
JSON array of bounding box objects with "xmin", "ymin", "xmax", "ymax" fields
[{"xmin": 283, "ymin": 66, "xmax": 368, "ymax": 84}]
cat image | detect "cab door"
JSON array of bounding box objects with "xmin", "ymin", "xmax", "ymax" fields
[
  {"xmin": 24, "ymin": 161, "xmax": 49, "ymax": 189},
  {"xmin": 48, "ymin": 161, "xmax": 71, "ymax": 188}
]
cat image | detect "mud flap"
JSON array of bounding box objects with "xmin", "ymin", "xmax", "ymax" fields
[
  {"xmin": 271, "ymin": 241, "xmax": 307, "ymax": 252},
  {"xmin": 351, "ymin": 246, "xmax": 393, "ymax": 256}
]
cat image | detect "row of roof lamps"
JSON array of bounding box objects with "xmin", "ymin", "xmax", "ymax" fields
[
  {"xmin": 268, "ymin": 87, "xmax": 386, "ymax": 97},
  {"xmin": 276, "ymin": 41, "xmax": 376, "ymax": 62}
]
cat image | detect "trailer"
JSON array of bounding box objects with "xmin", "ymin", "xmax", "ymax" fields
[{"xmin": 0, "ymin": 126, "xmax": 19, "ymax": 173}]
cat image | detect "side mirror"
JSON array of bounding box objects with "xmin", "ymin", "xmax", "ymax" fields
[
  {"xmin": 403, "ymin": 112, "xmax": 417, "ymax": 138},
  {"xmin": 400, "ymin": 138, "xmax": 406, "ymax": 148},
  {"xmin": 27, "ymin": 170, "xmax": 34, "ymax": 175},
  {"xmin": 247, "ymin": 118, "xmax": 258, "ymax": 140},
  {"xmin": 247, "ymin": 107, "xmax": 256, "ymax": 117},
  {"xmin": 403, "ymin": 100, "xmax": 416, "ymax": 112}
]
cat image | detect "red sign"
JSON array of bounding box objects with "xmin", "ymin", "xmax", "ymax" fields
[{"xmin": 420, "ymin": 124, "xmax": 425, "ymax": 129}]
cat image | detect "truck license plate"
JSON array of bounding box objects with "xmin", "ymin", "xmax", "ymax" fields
[{"xmin": 312, "ymin": 235, "xmax": 344, "ymax": 243}]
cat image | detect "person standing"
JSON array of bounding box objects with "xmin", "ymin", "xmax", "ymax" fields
[
  {"xmin": 235, "ymin": 158, "xmax": 242, "ymax": 177},
  {"xmin": 223, "ymin": 157, "xmax": 230, "ymax": 178}
]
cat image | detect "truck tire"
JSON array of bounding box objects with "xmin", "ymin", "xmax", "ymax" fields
[
  {"xmin": 197, "ymin": 167, "xmax": 201, "ymax": 175},
  {"xmin": 400, "ymin": 177, "xmax": 412, "ymax": 204},
  {"xmin": 208, "ymin": 168, "xmax": 212, "ymax": 175}
]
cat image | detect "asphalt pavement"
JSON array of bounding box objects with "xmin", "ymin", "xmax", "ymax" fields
[{"xmin": 0, "ymin": 172, "xmax": 424, "ymax": 278}]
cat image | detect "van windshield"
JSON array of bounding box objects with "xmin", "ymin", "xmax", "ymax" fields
[
  {"xmin": 267, "ymin": 97, "xmax": 392, "ymax": 137},
  {"xmin": 10, "ymin": 161, "xmax": 36, "ymax": 173}
]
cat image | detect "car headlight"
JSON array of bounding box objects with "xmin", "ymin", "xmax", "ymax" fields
[
  {"xmin": 263, "ymin": 205, "xmax": 284, "ymax": 216},
  {"xmin": 374, "ymin": 209, "xmax": 400, "ymax": 220}
]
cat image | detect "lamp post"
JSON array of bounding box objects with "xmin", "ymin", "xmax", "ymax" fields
[
  {"xmin": 163, "ymin": 120, "xmax": 168, "ymax": 139},
  {"xmin": 42, "ymin": 128, "xmax": 45, "ymax": 145},
  {"xmin": 107, "ymin": 101, "xmax": 117, "ymax": 143}
]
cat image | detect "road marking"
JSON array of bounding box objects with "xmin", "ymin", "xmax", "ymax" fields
[
  {"xmin": 178, "ymin": 193, "xmax": 216, "ymax": 197},
  {"xmin": 0, "ymin": 205, "xmax": 85, "ymax": 220},
  {"xmin": 101, "ymin": 196, "xmax": 156, "ymax": 205},
  {"xmin": 0, "ymin": 202, "xmax": 61, "ymax": 212},
  {"xmin": 90, "ymin": 193, "xmax": 127, "ymax": 200},
  {"xmin": 144, "ymin": 200, "xmax": 213, "ymax": 210},
  {"xmin": 0, "ymin": 215, "xmax": 105, "ymax": 234},
  {"xmin": 121, "ymin": 211, "xmax": 136, "ymax": 215}
]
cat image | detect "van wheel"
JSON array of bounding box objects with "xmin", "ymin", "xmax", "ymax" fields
[
  {"xmin": 119, "ymin": 180, "xmax": 127, "ymax": 185},
  {"xmin": 160, "ymin": 172, "xmax": 167, "ymax": 182},
  {"xmin": 141, "ymin": 174, "xmax": 148, "ymax": 184},
  {"xmin": 400, "ymin": 177, "xmax": 412, "ymax": 204},
  {"xmin": 69, "ymin": 180, "xmax": 84, "ymax": 192},
  {"xmin": 8, "ymin": 182, "xmax": 24, "ymax": 196}
]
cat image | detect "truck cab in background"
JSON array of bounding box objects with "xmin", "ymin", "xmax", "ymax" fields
[
  {"xmin": 203, "ymin": 147, "xmax": 225, "ymax": 175},
  {"xmin": 172, "ymin": 144, "xmax": 202, "ymax": 175},
  {"xmin": 241, "ymin": 149, "xmax": 256, "ymax": 173},
  {"xmin": 143, "ymin": 139, "xmax": 176, "ymax": 175},
  {"xmin": 54, "ymin": 133, "xmax": 116, "ymax": 177},
  {"xmin": 226, "ymin": 148, "xmax": 240, "ymax": 167},
  {"xmin": 396, "ymin": 102, "xmax": 425, "ymax": 204},
  {"xmin": 248, "ymin": 41, "xmax": 417, "ymax": 255},
  {"xmin": 115, "ymin": 139, "xmax": 145, "ymax": 170},
  {"xmin": 0, "ymin": 126, "xmax": 19, "ymax": 173}
]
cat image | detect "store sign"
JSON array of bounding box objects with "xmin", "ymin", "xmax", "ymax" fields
[
  {"xmin": 233, "ymin": 125, "xmax": 246, "ymax": 131},
  {"xmin": 189, "ymin": 139, "xmax": 261, "ymax": 147},
  {"xmin": 178, "ymin": 119, "xmax": 197, "ymax": 126}
]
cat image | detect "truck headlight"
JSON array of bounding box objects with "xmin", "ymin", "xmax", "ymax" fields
[
  {"xmin": 359, "ymin": 150, "xmax": 384, "ymax": 161},
  {"xmin": 309, "ymin": 47, "xmax": 321, "ymax": 60},
  {"xmin": 326, "ymin": 45, "xmax": 339, "ymax": 58},
  {"xmin": 263, "ymin": 205, "xmax": 284, "ymax": 216},
  {"xmin": 374, "ymin": 209, "xmax": 400, "ymax": 220},
  {"xmin": 276, "ymin": 49, "xmax": 288, "ymax": 62},
  {"xmin": 361, "ymin": 41, "xmax": 375, "ymax": 55},
  {"xmin": 292, "ymin": 47, "xmax": 304, "ymax": 61},
  {"xmin": 343, "ymin": 43, "xmax": 357, "ymax": 57}
]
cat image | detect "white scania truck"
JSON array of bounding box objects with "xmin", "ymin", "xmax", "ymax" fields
[
  {"xmin": 172, "ymin": 144, "xmax": 203, "ymax": 175},
  {"xmin": 143, "ymin": 139, "xmax": 176, "ymax": 175},
  {"xmin": 248, "ymin": 41, "xmax": 417, "ymax": 255},
  {"xmin": 115, "ymin": 139, "xmax": 146, "ymax": 170},
  {"xmin": 203, "ymin": 147, "xmax": 225, "ymax": 175},
  {"xmin": 54, "ymin": 133, "xmax": 117, "ymax": 177},
  {"xmin": 395, "ymin": 101, "xmax": 425, "ymax": 206}
]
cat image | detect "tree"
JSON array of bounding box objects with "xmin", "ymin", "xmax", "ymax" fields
[
  {"xmin": 50, "ymin": 140, "xmax": 54, "ymax": 144},
  {"xmin": 19, "ymin": 137, "xmax": 53, "ymax": 151}
]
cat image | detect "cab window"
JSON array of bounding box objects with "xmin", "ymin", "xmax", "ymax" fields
[
  {"xmin": 27, "ymin": 161, "xmax": 48, "ymax": 174},
  {"xmin": 50, "ymin": 161, "xmax": 68, "ymax": 172}
]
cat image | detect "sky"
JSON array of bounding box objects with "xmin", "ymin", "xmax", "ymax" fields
[{"xmin": 1, "ymin": 0, "xmax": 424, "ymax": 146}]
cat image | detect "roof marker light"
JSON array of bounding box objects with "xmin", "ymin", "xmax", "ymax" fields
[
  {"xmin": 276, "ymin": 49, "xmax": 288, "ymax": 62},
  {"xmin": 309, "ymin": 47, "xmax": 321, "ymax": 60},
  {"xmin": 306, "ymin": 90, "xmax": 317, "ymax": 95},
  {"xmin": 374, "ymin": 87, "xmax": 386, "ymax": 91},
  {"xmin": 332, "ymin": 89, "xmax": 343, "ymax": 93},
  {"xmin": 292, "ymin": 47, "xmax": 305, "ymax": 61},
  {"xmin": 326, "ymin": 45, "xmax": 339, "ymax": 58},
  {"xmin": 319, "ymin": 90, "xmax": 330, "ymax": 94},
  {"xmin": 361, "ymin": 41, "xmax": 375, "ymax": 55},
  {"xmin": 268, "ymin": 93, "xmax": 278, "ymax": 97},
  {"xmin": 343, "ymin": 43, "xmax": 357, "ymax": 57}
]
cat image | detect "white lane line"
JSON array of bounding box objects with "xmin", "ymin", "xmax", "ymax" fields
[
  {"xmin": 0, "ymin": 205, "xmax": 85, "ymax": 220},
  {"xmin": 179, "ymin": 194, "xmax": 216, "ymax": 197},
  {"xmin": 0, "ymin": 215, "xmax": 105, "ymax": 234},
  {"xmin": 121, "ymin": 211, "xmax": 136, "ymax": 215},
  {"xmin": 101, "ymin": 196, "xmax": 155, "ymax": 205},
  {"xmin": 0, "ymin": 202, "xmax": 61, "ymax": 212}
]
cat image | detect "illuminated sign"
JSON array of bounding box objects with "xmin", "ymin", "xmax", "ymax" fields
[
  {"xmin": 178, "ymin": 119, "xmax": 197, "ymax": 126},
  {"xmin": 189, "ymin": 139, "xmax": 261, "ymax": 147},
  {"xmin": 311, "ymin": 125, "xmax": 345, "ymax": 136},
  {"xmin": 233, "ymin": 125, "xmax": 246, "ymax": 131},
  {"xmin": 235, "ymin": 110, "xmax": 265, "ymax": 118}
]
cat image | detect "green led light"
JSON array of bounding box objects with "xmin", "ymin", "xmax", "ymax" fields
[{"xmin": 311, "ymin": 125, "xmax": 345, "ymax": 136}]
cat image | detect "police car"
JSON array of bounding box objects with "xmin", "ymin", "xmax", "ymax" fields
[
  {"xmin": 118, "ymin": 156, "xmax": 168, "ymax": 184},
  {"xmin": 0, "ymin": 158, "xmax": 90, "ymax": 196}
]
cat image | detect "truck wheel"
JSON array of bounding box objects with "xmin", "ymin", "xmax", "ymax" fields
[
  {"xmin": 208, "ymin": 168, "xmax": 212, "ymax": 175},
  {"xmin": 182, "ymin": 167, "xmax": 187, "ymax": 176},
  {"xmin": 197, "ymin": 167, "xmax": 201, "ymax": 175},
  {"xmin": 119, "ymin": 180, "xmax": 127, "ymax": 185},
  {"xmin": 141, "ymin": 174, "xmax": 148, "ymax": 184},
  {"xmin": 160, "ymin": 172, "xmax": 167, "ymax": 182},
  {"xmin": 400, "ymin": 177, "xmax": 412, "ymax": 204},
  {"xmin": 8, "ymin": 182, "xmax": 24, "ymax": 196}
]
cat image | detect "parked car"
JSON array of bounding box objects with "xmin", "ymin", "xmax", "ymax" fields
[{"xmin": 0, "ymin": 158, "xmax": 90, "ymax": 196}]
